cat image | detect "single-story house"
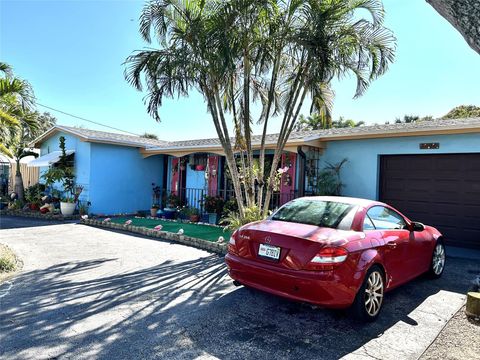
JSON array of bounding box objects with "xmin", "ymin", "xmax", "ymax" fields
[{"xmin": 29, "ymin": 118, "xmax": 480, "ymax": 249}]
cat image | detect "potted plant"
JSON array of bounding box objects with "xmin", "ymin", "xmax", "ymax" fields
[
  {"xmin": 78, "ymin": 201, "xmax": 90, "ymax": 215},
  {"xmin": 60, "ymin": 196, "xmax": 76, "ymax": 215},
  {"xmin": 178, "ymin": 206, "xmax": 189, "ymax": 220},
  {"xmin": 166, "ymin": 193, "xmax": 180, "ymax": 208},
  {"xmin": 187, "ymin": 207, "xmax": 200, "ymax": 222},
  {"xmin": 150, "ymin": 204, "xmax": 160, "ymax": 217},
  {"xmin": 202, "ymin": 195, "xmax": 225, "ymax": 224},
  {"xmin": 41, "ymin": 136, "xmax": 79, "ymax": 216},
  {"xmin": 25, "ymin": 183, "xmax": 44, "ymax": 211},
  {"xmin": 195, "ymin": 164, "xmax": 205, "ymax": 171}
]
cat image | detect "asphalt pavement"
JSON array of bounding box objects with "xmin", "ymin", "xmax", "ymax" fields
[{"xmin": 0, "ymin": 216, "xmax": 478, "ymax": 360}]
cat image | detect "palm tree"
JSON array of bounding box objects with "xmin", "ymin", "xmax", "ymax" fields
[
  {"xmin": 125, "ymin": 0, "xmax": 396, "ymax": 218},
  {"xmin": 0, "ymin": 63, "xmax": 54, "ymax": 200},
  {"xmin": 0, "ymin": 107, "xmax": 56, "ymax": 201},
  {"xmin": 332, "ymin": 117, "xmax": 365, "ymax": 128},
  {"xmin": 0, "ymin": 62, "xmax": 34, "ymax": 129}
]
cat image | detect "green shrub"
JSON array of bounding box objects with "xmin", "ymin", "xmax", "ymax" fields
[
  {"xmin": 0, "ymin": 245, "xmax": 16, "ymax": 273},
  {"xmin": 221, "ymin": 205, "xmax": 266, "ymax": 231}
]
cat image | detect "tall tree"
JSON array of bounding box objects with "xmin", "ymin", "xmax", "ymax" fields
[
  {"xmin": 125, "ymin": 0, "xmax": 395, "ymax": 218},
  {"xmin": 442, "ymin": 105, "xmax": 480, "ymax": 119},
  {"xmin": 427, "ymin": 0, "xmax": 480, "ymax": 55},
  {"xmin": 0, "ymin": 62, "xmax": 56, "ymax": 200},
  {"xmin": 0, "ymin": 109, "xmax": 56, "ymax": 201},
  {"xmin": 0, "ymin": 62, "xmax": 34, "ymax": 130},
  {"xmin": 295, "ymin": 114, "xmax": 364, "ymax": 131}
]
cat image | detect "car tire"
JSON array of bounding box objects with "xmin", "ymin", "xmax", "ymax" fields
[
  {"xmin": 350, "ymin": 265, "xmax": 385, "ymax": 322},
  {"xmin": 428, "ymin": 240, "xmax": 446, "ymax": 279}
]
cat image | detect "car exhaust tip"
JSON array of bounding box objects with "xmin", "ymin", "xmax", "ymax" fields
[{"xmin": 233, "ymin": 280, "xmax": 242, "ymax": 287}]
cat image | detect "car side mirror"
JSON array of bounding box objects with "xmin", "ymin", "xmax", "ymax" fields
[{"xmin": 409, "ymin": 221, "xmax": 425, "ymax": 232}]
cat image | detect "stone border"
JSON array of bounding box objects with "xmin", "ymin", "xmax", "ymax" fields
[
  {"xmin": 0, "ymin": 209, "xmax": 81, "ymax": 221},
  {"xmin": 81, "ymin": 218, "xmax": 227, "ymax": 255}
]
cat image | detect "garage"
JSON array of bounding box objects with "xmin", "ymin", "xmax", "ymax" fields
[{"xmin": 379, "ymin": 153, "xmax": 480, "ymax": 248}]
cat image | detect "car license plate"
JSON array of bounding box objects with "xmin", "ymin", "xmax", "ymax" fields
[{"xmin": 258, "ymin": 243, "xmax": 281, "ymax": 260}]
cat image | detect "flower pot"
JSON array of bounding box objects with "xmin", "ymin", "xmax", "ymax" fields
[
  {"xmin": 60, "ymin": 201, "xmax": 76, "ymax": 216},
  {"xmin": 163, "ymin": 208, "xmax": 176, "ymax": 219},
  {"xmin": 29, "ymin": 203, "xmax": 40, "ymax": 211},
  {"xmin": 195, "ymin": 165, "xmax": 205, "ymax": 171},
  {"xmin": 190, "ymin": 214, "xmax": 200, "ymax": 222},
  {"xmin": 207, "ymin": 213, "xmax": 218, "ymax": 225},
  {"xmin": 150, "ymin": 208, "xmax": 159, "ymax": 217}
]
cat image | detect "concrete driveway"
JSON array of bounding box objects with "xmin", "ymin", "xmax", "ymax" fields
[{"xmin": 0, "ymin": 217, "xmax": 477, "ymax": 360}]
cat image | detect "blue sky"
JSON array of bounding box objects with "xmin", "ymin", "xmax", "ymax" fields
[{"xmin": 1, "ymin": 0, "xmax": 479, "ymax": 140}]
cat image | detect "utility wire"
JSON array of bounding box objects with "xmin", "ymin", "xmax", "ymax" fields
[{"xmin": 35, "ymin": 102, "xmax": 141, "ymax": 136}]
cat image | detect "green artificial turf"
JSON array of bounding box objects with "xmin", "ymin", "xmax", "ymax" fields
[{"xmin": 109, "ymin": 217, "xmax": 231, "ymax": 242}]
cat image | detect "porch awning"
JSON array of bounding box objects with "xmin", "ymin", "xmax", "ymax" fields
[{"xmin": 27, "ymin": 150, "xmax": 75, "ymax": 167}]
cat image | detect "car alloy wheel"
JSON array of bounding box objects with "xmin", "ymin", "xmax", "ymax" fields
[
  {"xmin": 364, "ymin": 270, "xmax": 384, "ymax": 317},
  {"xmin": 432, "ymin": 243, "xmax": 445, "ymax": 275}
]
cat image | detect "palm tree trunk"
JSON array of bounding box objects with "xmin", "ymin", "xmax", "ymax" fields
[
  {"xmin": 263, "ymin": 84, "xmax": 309, "ymax": 215},
  {"xmin": 14, "ymin": 159, "xmax": 25, "ymax": 202}
]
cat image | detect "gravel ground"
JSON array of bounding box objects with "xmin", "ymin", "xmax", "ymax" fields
[{"xmin": 420, "ymin": 305, "xmax": 480, "ymax": 360}]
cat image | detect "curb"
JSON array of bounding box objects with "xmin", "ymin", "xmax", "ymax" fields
[
  {"xmin": 80, "ymin": 218, "xmax": 227, "ymax": 255},
  {"xmin": 0, "ymin": 210, "xmax": 81, "ymax": 221}
]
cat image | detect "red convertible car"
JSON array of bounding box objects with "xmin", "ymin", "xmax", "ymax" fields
[{"xmin": 225, "ymin": 196, "xmax": 446, "ymax": 321}]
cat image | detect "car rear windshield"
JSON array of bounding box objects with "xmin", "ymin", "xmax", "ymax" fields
[{"xmin": 271, "ymin": 199, "xmax": 355, "ymax": 229}]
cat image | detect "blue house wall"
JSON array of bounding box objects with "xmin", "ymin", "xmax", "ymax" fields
[
  {"xmin": 320, "ymin": 133, "xmax": 480, "ymax": 200},
  {"xmin": 89, "ymin": 143, "xmax": 164, "ymax": 215}
]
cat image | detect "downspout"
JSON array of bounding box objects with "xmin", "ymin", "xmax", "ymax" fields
[{"xmin": 297, "ymin": 146, "xmax": 306, "ymax": 197}]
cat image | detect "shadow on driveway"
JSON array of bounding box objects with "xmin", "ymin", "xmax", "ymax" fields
[
  {"xmin": 0, "ymin": 216, "xmax": 78, "ymax": 230},
  {"xmin": 0, "ymin": 254, "xmax": 478, "ymax": 359}
]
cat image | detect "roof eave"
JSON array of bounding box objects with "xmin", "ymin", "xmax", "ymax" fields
[{"xmin": 304, "ymin": 124, "xmax": 480, "ymax": 142}]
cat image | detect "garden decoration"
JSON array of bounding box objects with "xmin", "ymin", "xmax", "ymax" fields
[
  {"xmin": 81, "ymin": 215, "xmax": 88, "ymax": 220},
  {"xmin": 154, "ymin": 224, "xmax": 163, "ymax": 231},
  {"xmin": 217, "ymin": 236, "xmax": 225, "ymax": 243},
  {"xmin": 124, "ymin": 219, "xmax": 132, "ymax": 226},
  {"xmin": 39, "ymin": 195, "xmax": 54, "ymax": 214},
  {"xmin": 177, "ymin": 229, "xmax": 184, "ymax": 235},
  {"xmin": 103, "ymin": 218, "xmax": 111, "ymax": 223}
]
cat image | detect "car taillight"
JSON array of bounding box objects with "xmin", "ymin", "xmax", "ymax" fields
[
  {"xmin": 312, "ymin": 247, "xmax": 348, "ymax": 263},
  {"xmin": 305, "ymin": 247, "xmax": 348, "ymax": 270},
  {"xmin": 228, "ymin": 231, "xmax": 238, "ymax": 254}
]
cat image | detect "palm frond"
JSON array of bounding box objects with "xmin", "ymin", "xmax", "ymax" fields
[
  {"xmin": 0, "ymin": 108, "xmax": 20, "ymax": 127},
  {"xmin": 0, "ymin": 143, "xmax": 13, "ymax": 158}
]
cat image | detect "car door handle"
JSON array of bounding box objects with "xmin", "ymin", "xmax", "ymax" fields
[{"xmin": 386, "ymin": 241, "xmax": 397, "ymax": 248}]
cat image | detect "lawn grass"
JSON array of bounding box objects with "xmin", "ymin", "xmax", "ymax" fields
[{"xmin": 109, "ymin": 217, "xmax": 232, "ymax": 242}]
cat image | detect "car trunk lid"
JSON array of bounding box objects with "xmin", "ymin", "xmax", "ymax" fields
[{"xmin": 235, "ymin": 220, "xmax": 352, "ymax": 270}]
